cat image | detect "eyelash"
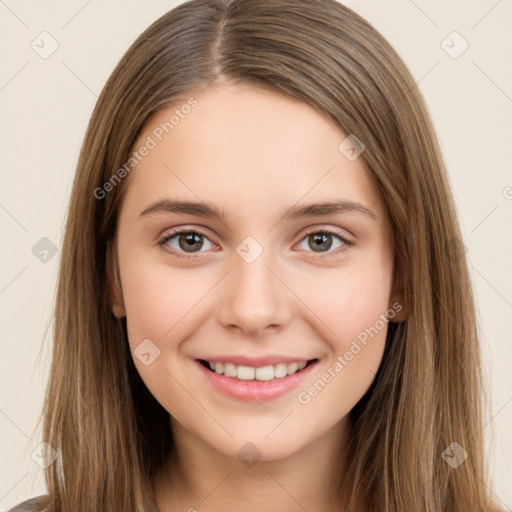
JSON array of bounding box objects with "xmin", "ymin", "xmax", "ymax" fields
[{"xmin": 157, "ymin": 227, "xmax": 353, "ymax": 260}]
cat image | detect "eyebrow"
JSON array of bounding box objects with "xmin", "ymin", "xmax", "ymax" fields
[{"xmin": 138, "ymin": 199, "xmax": 376, "ymax": 221}]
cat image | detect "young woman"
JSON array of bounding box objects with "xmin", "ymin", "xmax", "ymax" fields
[{"xmin": 10, "ymin": 0, "xmax": 504, "ymax": 510}]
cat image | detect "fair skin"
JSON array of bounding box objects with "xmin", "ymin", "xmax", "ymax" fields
[{"xmin": 109, "ymin": 82, "xmax": 405, "ymax": 512}]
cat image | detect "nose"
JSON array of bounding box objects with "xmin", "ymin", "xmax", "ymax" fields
[{"xmin": 216, "ymin": 252, "xmax": 293, "ymax": 336}]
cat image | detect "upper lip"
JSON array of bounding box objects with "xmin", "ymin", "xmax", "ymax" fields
[{"xmin": 197, "ymin": 355, "xmax": 317, "ymax": 367}]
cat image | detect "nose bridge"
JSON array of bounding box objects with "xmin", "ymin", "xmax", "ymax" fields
[{"xmin": 217, "ymin": 241, "xmax": 291, "ymax": 334}]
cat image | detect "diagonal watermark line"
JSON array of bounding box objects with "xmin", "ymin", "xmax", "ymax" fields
[
  {"xmin": 266, "ymin": 164, "xmax": 337, "ymax": 234},
  {"xmin": 472, "ymin": 61, "xmax": 512, "ymax": 105},
  {"xmin": 163, "ymin": 163, "xmax": 233, "ymax": 234},
  {"xmin": 266, "ymin": 472, "xmax": 310, "ymax": 511},
  {"xmin": 199, "ymin": 75, "xmax": 219, "ymax": 95},
  {"xmin": 470, "ymin": 204, "xmax": 499, "ymax": 233},
  {"xmin": 472, "ymin": 266, "xmax": 512, "ymax": 309},
  {"xmin": 61, "ymin": 0, "xmax": 94, "ymax": 29},
  {"xmin": 406, "ymin": 0, "xmax": 439, "ymax": 28},
  {"xmin": 472, "ymin": 0, "xmax": 503, "ymax": 30},
  {"xmin": 387, "ymin": 61, "xmax": 439, "ymax": 116},
  {"xmin": 265, "ymin": 265, "xmax": 336, "ymax": 335},
  {"xmin": 265, "ymin": 410, "xmax": 294, "ymax": 437},
  {"xmin": 163, "ymin": 367, "xmax": 234, "ymax": 438},
  {"xmin": 0, "ymin": 0, "xmax": 29, "ymax": 28},
  {"xmin": 200, "ymin": 471, "xmax": 232, "ymax": 503},
  {"xmin": 0, "ymin": 265, "xmax": 29, "ymax": 295},
  {"xmin": 163, "ymin": 267, "xmax": 234, "ymax": 336},
  {"xmin": 0, "ymin": 409, "xmax": 29, "ymax": 439},
  {"xmin": 0, "ymin": 62, "xmax": 29, "ymax": 92},
  {"xmin": 413, "ymin": 61, "xmax": 440, "ymax": 86},
  {"xmin": 61, "ymin": 60, "xmax": 98, "ymax": 97},
  {"xmin": 0, "ymin": 203, "xmax": 29, "ymax": 233},
  {"xmin": 470, "ymin": 396, "xmax": 512, "ymax": 444},
  {"xmin": 0, "ymin": 472, "xmax": 29, "ymax": 503},
  {"xmin": 416, "ymin": 60, "xmax": 440, "ymax": 80},
  {"xmin": 468, "ymin": 465, "xmax": 511, "ymax": 510}
]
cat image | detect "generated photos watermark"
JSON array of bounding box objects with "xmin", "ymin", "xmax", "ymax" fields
[
  {"xmin": 297, "ymin": 301, "xmax": 402, "ymax": 405},
  {"xmin": 93, "ymin": 97, "xmax": 198, "ymax": 200}
]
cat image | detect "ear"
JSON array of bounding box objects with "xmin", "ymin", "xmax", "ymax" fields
[
  {"xmin": 106, "ymin": 240, "xmax": 126, "ymax": 318},
  {"xmin": 388, "ymin": 264, "xmax": 408, "ymax": 322}
]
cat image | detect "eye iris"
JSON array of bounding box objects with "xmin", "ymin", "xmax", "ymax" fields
[
  {"xmin": 309, "ymin": 233, "xmax": 332, "ymax": 252},
  {"xmin": 178, "ymin": 233, "xmax": 203, "ymax": 252}
]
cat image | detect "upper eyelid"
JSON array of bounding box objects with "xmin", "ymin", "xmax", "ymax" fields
[
  {"xmin": 161, "ymin": 227, "xmax": 216, "ymax": 244},
  {"xmin": 301, "ymin": 226, "xmax": 351, "ymax": 239}
]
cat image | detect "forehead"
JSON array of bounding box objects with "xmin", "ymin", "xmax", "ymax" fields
[{"xmin": 121, "ymin": 83, "xmax": 385, "ymax": 222}]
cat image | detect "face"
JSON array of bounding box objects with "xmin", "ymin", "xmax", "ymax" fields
[{"xmin": 109, "ymin": 82, "xmax": 405, "ymax": 462}]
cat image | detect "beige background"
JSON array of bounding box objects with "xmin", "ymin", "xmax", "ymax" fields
[{"xmin": 1, "ymin": 0, "xmax": 511, "ymax": 509}]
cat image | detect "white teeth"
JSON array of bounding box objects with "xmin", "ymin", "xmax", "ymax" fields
[
  {"xmin": 287, "ymin": 362, "xmax": 299, "ymax": 374},
  {"xmin": 237, "ymin": 365, "xmax": 255, "ymax": 380},
  {"xmin": 273, "ymin": 363, "xmax": 288, "ymax": 378},
  {"xmin": 205, "ymin": 360, "xmax": 311, "ymax": 380},
  {"xmin": 223, "ymin": 363, "xmax": 237, "ymax": 378},
  {"xmin": 255, "ymin": 365, "xmax": 274, "ymax": 381}
]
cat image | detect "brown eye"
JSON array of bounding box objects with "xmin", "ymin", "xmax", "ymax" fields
[
  {"xmin": 177, "ymin": 232, "xmax": 205, "ymax": 252},
  {"xmin": 159, "ymin": 229, "xmax": 215, "ymax": 255},
  {"xmin": 297, "ymin": 229, "xmax": 350, "ymax": 255},
  {"xmin": 307, "ymin": 233, "xmax": 333, "ymax": 252}
]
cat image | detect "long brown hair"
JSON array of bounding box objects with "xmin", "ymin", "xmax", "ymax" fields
[{"xmin": 29, "ymin": 0, "xmax": 502, "ymax": 510}]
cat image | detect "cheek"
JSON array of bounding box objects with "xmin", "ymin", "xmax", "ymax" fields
[
  {"xmin": 303, "ymin": 263, "xmax": 392, "ymax": 348},
  {"xmin": 295, "ymin": 267, "xmax": 391, "ymax": 413},
  {"xmin": 121, "ymin": 255, "xmax": 213, "ymax": 342},
  {"xmin": 119, "ymin": 257, "xmax": 211, "ymax": 421},
  {"xmin": 119, "ymin": 255, "xmax": 220, "ymax": 407}
]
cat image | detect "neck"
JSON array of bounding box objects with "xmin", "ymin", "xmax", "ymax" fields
[{"xmin": 153, "ymin": 417, "xmax": 356, "ymax": 512}]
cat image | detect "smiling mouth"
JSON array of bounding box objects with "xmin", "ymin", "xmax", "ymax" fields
[{"xmin": 198, "ymin": 359, "xmax": 318, "ymax": 382}]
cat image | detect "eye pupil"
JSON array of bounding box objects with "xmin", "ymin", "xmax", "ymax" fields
[
  {"xmin": 309, "ymin": 233, "xmax": 332, "ymax": 252},
  {"xmin": 179, "ymin": 233, "xmax": 203, "ymax": 252}
]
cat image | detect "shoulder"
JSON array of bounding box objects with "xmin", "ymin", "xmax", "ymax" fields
[{"xmin": 7, "ymin": 495, "xmax": 48, "ymax": 512}]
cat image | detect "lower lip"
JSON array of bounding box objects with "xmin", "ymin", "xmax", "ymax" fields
[{"xmin": 195, "ymin": 359, "xmax": 318, "ymax": 402}]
